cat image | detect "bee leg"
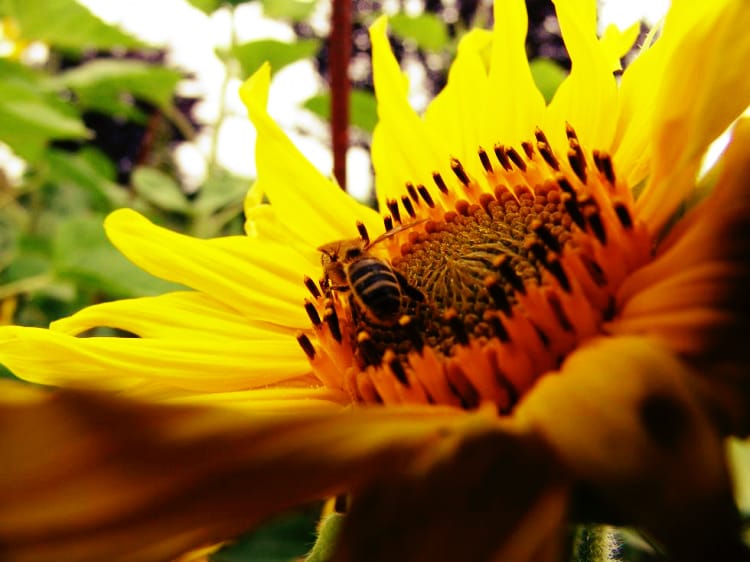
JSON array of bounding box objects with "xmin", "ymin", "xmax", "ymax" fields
[{"xmin": 394, "ymin": 270, "xmax": 425, "ymax": 302}]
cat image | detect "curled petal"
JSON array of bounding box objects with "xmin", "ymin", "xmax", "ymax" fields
[
  {"xmin": 516, "ymin": 336, "xmax": 741, "ymax": 559},
  {"xmin": 0, "ymin": 382, "xmax": 496, "ymax": 562},
  {"xmin": 335, "ymin": 425, "xmax": 568, "ymax": 562},
  {"xmin": 635, "ymin": 0, "xmax": 750, "ymax": 232},
  {"xmin": 612, "ymin": 119, "xmax": 750, "ymax": 432}
]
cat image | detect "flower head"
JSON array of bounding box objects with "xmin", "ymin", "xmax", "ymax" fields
[{"xmin": 1, "ymin": 0, "xmax": 750, "ymax": 560}]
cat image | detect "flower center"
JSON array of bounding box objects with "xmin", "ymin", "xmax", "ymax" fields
[{"xmin": 298, "ymin": 126, "xmax": 652, "ymax": 411}]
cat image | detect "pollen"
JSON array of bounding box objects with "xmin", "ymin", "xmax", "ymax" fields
[{"xmin": 299, "ymin": 126, "xmax": 653, "ymax": 412}]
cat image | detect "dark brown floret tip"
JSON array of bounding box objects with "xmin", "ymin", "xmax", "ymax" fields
[
  {"xmin": 304, "ymin": 276, "xmax": 322, "ymax": 299},
  {"xmin": 444, "ymin": 308, "xmax": 469, "ymax": 345},
  {"xmin": 401, "ymin": 195, "xmax": 416, "ymax": 218},
  {"xmin": 562, "ymin": 193, "xmax": 586, "ymax": 229},
  {"xmin": 614, "ymin": 202, "xmax": 633, "ymax": 229},
  {"xmin": 485, "ymin": 311, "xmax": 510, "ymax": 342},
  {"xmin": 547, "ymin": 292, "xmax": 573, "ymax": 332},
  {"xmin": 386, "ymin": 198, "xmax": 402, "ymax": 224},
  {"xmin": 556, "ymin": 176, "xmax": 574, "ymax": 194},
  {"xmin": 416, "ymin": 184, "xmax": 435, "ymax": 208},
  {"xmin": 478, "ymin": 147, "xmax": 493, "ymax": 172},
  {"xmin": 593, "ymin": 151, "xmax": 616, "ymax": 184},
  {"xmin": 532, "ymin": 220, "xmax": 562, "ymax": 253},
  {"xmin": 545, "ymin": 258, "xmax": 571, "ymax": 293},
  {"xmin": 357, "ymin": 331, "xmax": 381, "ymax": 366},
  {"xmin": 296, "ymin": 333, "xmax": 316, "ymax": 359},
  {"xmin": 484, "ymin": 275, "xmax": 512, "ymax": 315},
  {"xmin": 521, "ymin": 141, "xmax": 535, "ymax": 159},
  {"xmin": 304, "ymin": 299, "xmax": 321, "ymax": 326},
  {"xmin": 494, "ymin": 255, "xmax": 526, "ymax": 295},
  {"xmin": 585, "ymin": 209, "xmax": 607, "ymax": 244},
  {"xmin": 506, "ymin": 147, "xmax": 527, "ymax": 171},
  {"xmin": 405, "ymin": 182, "xmax": 419, "ymax": 203},
  {"xmin": 538, "ymin": 142, "xmax": 560, "ymax": 170},
  {"xmin": 324, "ymin": 307, "xmax": 342, "ymax": 342},
  {"xmin": 494, "ymin": 144, "xmax": 512, "ymax": 171},
  {"xmin": 432, "ymin": 171, "xmax": 449, "ymax": 194},
  {"xmin": 387, "ymin": 354, "xmax": 410, "ymax": 385},
  {"xmin": 568, "ymin": 148, "xmax": 587, "ymax": 183},
  {"xmin": 451, "ymin": 157, "xmax": 471, "ymax": 186},
  {"xmin": 383, "ymin": 214, "xmax": 394, "ymax": 232},
  {"xmin": 356, "ymin": 221, "xmax": 370, "ymax": 244},
  {"xmin": 565, "ymin": 122, "xmax": 579, "ymax": 141}
]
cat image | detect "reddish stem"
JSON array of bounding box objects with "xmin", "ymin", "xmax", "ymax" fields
[{"xmin": 330, "ymin": 0, "xmax": 352, "ymax": 191}]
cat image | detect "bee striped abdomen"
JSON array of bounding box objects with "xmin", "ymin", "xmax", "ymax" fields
[{"xmin": 348, "ymin": 257, "xmax": 402, "ymax": 321}]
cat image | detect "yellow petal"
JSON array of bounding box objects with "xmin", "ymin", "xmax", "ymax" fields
[
  {"xmin": 104, "ymin": 209, "xmax": 311, "ymax": 328},
  {"xmin": 239, "ymin": 64, "xmax": 382, "ymax": 247},
  {"xmin": 516, "ymin": 336, "xmax": 739, "ymax": 557},
  {"xmin": 0, "ymin": 327, "xmax": 309, "ymax": 392},
  {"xmin": 369, "ymin": 16, "xmax": 454, "ymax": 207},
  {"xmin": 243, "ymin": 203, "xmax": 320, "ymax": 263},
  {"xmin": 635, "ymin": 0, "xmax": 750, "ymax": 232},
  {"xmin": 610, "ymin": 25, "xmax": 665, "ymax": 187},
  {"xmin": 164, "ymin": 385, "xmax": 348, "ymax": 411},
  {"xmin": 50, "ymin": 291, "xmax": 293, "ymax": 340},
  {"xmin": 545, "ymin": 0, "xmax": 617, "ymax": 153},
  {"xmin": 0, "ymin": 384, "xmax": 494, "ymax": 562},
  {"xmin": 486, "ymin": 0, "xmax": 546, "ymax": 146},
  {"xmin": 611, "ymin": 120, "xmax": 750, "ymax": 433},
  {"xmin": 598, "ymin": 22, "xmax": 639, "ymax": 73},
  {"xmin": 422, "ymin": 29, "xmax": 490, "ymax": 184}
]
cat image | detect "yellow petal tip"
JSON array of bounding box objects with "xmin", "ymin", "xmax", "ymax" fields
[{"xmin": 239, "ymin": 62, "xmax": 271, "ymax": 117}]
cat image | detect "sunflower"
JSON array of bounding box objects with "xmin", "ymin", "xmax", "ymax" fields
[{"xmin": 1, "ymin": 0, "xmax": 750, "ymax": 561}]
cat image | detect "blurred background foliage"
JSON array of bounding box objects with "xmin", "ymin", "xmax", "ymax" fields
[{"xmin": 5, "ymin": 0, "xmax": 721, "ymax": 560}]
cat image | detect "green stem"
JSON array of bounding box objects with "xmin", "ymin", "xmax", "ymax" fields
[
  {"xmin": 163, "ymin": 103, "xmax": 197, "ymax": 142},
  {"xmin": 570, "ymin": 525, "xmax": 620, "ymax": 562},
  {"xmin": 206, "ymin": 4, "xmax": 238, "ymax": 176},
  {"xmin": 0, "ymin": 274, "xmax": 53, "ymax": 300}
]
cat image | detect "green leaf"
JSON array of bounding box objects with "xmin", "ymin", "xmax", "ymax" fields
[
  {"xmin": 303, "ymin": 89, "xmax": 378, "ymax": 133},
  {"xmin": 211, "ymin": 509, "xmax": 319, "ymax": 562},
  {"xmin": 184, "ymin": 0, "xmax": 221, "ymax": 13},
  {"xmin": 389, "ymin": 13, "xmax": 449, "ymax": 52},
  {"xmin": 305, "ymin": 513, "xmax": 344, "ymax": 562},
  {"xmin": 55, "ymin": 59, "xmax": 183, "ymax": 117},
  {"xmin": 530, "ymin": 58, "xmax": 568, "ymax": 104},
  {"xmin": 53, "ymin": 215, "xmax": 182, "ymax": 298},
  {"xmin": 0, "ymin": 65, "xmax": 88, "ymax": 161},
  {"xmin": 132, "ymin": 166, "xmax": 190, "ymax": 213},
  {"xmin": 261, "ymin": 0, "xmax": 317, "ymax": 22},
  {"xmin": 230, "ymin": 38, "xmax": 320, "ymax": 77},
  {"xmin": 46, "ymin": 148, "xmax": 128, "ymax": 210},
  {"xmin": 194, "ymin": 171, "xmax": 249, "ymax": 215},
  {"xmin": 185, "ymin": 0, "xmax": 245, "ymax": 12},
  {"xmin": 5, "ymin": 0, "xmax": 143, "ymax": 50}
]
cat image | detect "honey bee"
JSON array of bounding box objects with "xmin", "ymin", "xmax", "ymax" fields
[{"xmin": 318, "ymin": 221, "xmax": 426, "ymax": 324}]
